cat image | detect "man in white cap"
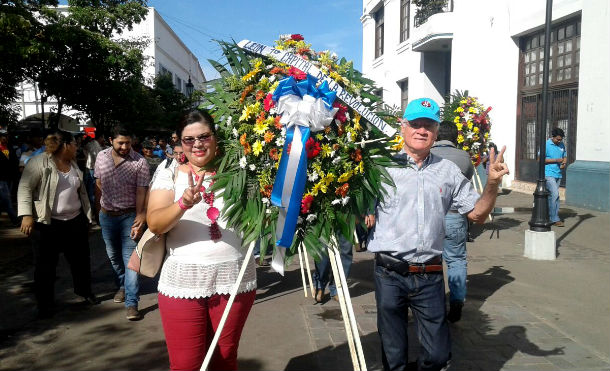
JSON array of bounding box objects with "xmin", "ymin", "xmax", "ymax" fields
[{"xmin": 366, "ymin": 97, "xmax": 509, "ymax": 371}]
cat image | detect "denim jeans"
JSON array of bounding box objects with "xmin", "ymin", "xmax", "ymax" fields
[
  {"xmin": 313, "ymin": 233, "xmax": 353, "ymax": 297},
  {"xmin": 98, "ymin": 211, "xmax": 139, "ymax": 307},
  {"xmin": 83, "ymin": 169, "xmax": 96, "ymax": 207},
  {"xmin": 545, "ymin": 176, "xmax": 561, "ymax": 223},
  {"xmin": 375, "ymin": 264, "xmax": 450, "ymax": 371},
  {"xmin": 442, "ymin": 212, "xmax": 468, "ymax": 303},
  {"xmin": 0, "ymin": 180, "xmax": 18, "ymax": 223}
]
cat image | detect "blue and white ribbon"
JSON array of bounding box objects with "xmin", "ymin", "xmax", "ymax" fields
[{"xmin": 270, "ymin": 76, "xmax": 338, "ymax": 274}]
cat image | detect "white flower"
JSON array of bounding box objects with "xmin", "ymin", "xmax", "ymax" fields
[
  {"xmin": 332, "ymin": 157, "xmax": 341, "ymax": 165},
  {"xmin": 308, "ymin": 171, "xmax": 319, "ymax": 182},
  {"xmin": 331, "ymin": 199, "xmax": 341, "ymax": 205},
  {"xmin": 239, "ymin": 157, "xmax": 247, "ymax": 168},
  {"xmin": 269, "ymin": 75, "xmax": 276, "ymax": 83},
  {"xmin": 280, "ymin": 127, "xmax": 286, "ymax": 137},
  {"xmin": 466, "ymin": 132, "xmax": 474, "ymax": 139},
  {"xmin": 330, "ymin": 150, "xmax": 336, "ymax": 157},
  {"xmin": 297, "ymin": 216, "xmax": 303, "ymax": 225},
  {"xmin": 363, "ymin": 98, "xmax": 371, "ymax": 104},
  {"xmin": 346, "ymin": 132, "xmax": 353, "ymax": 142},
  {"xmin": 249, "ymin": 164, "xmax": 257, "ymax": 171},
  {"xmin": 227, "ymin": 116, "xmax": 233, "ymax": 126},
  {"xmin": 232, "ymin": 128, "xmax": 238, "ymax": 138},
  {"xmin": 266, "ymin": 208, "xmax": 272, "ymax": 214},
  {"xmin": 306, "ymin": 214, "xmax": 317, "ymax": 222},
  {"xmin": 269, "ymin": 107, "xmax": 278, "ymax": 115},
  {"xmin": 262, "ymin": 197, "xmax": 270, "ymax": 205},
  {"xmin": 275, "ymin": 137, "xmax": 285, "ymax": 146},
  {"xmin": 341, "ymin": 196, "xmax": 350, "ymax": 206},
  {"xmin": 364, "ymin": 130, "xmax": 370, "ymax": 139}
]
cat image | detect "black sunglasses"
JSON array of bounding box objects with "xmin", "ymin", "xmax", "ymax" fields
[{"xmin": 181, "ymin": 133, "xmax": 214, "ymax": 145}]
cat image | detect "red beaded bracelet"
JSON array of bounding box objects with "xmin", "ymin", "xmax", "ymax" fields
[{"xmin": 178, "ymin": 197, "xmax": 192, "ymax": 210}]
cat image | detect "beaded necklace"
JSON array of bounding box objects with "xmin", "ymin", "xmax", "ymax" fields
[{"xmin": 188, "ymin": 163, "xmax": 221, "ymax": 240}]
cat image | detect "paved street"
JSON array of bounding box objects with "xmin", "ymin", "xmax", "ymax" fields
[{"xmin": 0, "ymin": 189, "xmax": 608, "ymax": 371}]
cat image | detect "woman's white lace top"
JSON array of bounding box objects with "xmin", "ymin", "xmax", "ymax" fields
[{"xmin": 150, "ymin": 167, "xmax": 256, "ymax": 299}]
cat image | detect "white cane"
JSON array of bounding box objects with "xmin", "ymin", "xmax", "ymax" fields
[
  {"xmin": 302, "ymin": 244, "xmax": 316, "ymax": 298},
  {"xmin": 200, "ymin": 240, "xmax": 256, "ymax": 371},
  {"xmin": 297, "ymin": 244, "xmax": 308, "ymax": 297}
]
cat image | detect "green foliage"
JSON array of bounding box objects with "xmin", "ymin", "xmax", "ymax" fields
[
  {"xmin": 412, "ymin": 0, "xmax": 448, "ymax": 27},
  {"xmin": 203, "ymin": 38, "xmax": 401, "ymax": 264}
]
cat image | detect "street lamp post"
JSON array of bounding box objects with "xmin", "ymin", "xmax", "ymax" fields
[
  {"xmin": 528, "ymin": 0, "xmax": 553, "ymax": 232},
  {"xmin": 185, "ymin": 77, "xmax": 194, "ymax": 98}
]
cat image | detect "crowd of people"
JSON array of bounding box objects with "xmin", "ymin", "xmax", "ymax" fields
[{"xmin": 0, "ymin": 97, "xmax": 517, "ymax": 371}]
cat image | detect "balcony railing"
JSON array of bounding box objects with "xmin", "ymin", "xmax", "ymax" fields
[{"xmin": 413, "ymin": 0, "xmax": 454, "ymax": 28}]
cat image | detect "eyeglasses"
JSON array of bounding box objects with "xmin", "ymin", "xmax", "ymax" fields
[
  {"xmin": 402, "ymin": 120, "xmax": 439, "ymax": 131},
  {"xmin": 181, "ymin": 133, "xmax": 214, "ymax": 146}
]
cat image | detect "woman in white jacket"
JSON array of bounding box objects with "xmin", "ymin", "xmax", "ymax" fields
[{"xmin": 18, "ymin": 130, "xmax": 98, "ymax": 319}]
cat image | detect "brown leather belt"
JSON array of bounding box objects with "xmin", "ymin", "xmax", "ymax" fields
[
  {"xmin": 101, "ymin": 207, "xmax": 136, "ymax": 216},
  {"xmin": 375, "ymin": 253, "xmax": 443, "ymax": 275}
]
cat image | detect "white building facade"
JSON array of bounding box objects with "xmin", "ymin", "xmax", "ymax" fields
[
  {"xmin": 14, "ymin": 7, "xmax": 205, "ymax": 132},
  {"xmin": 362, "ymin": 0, "xmax": 609, "ymax": 211}
]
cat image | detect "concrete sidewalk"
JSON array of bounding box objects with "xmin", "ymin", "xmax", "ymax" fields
[{"xmin": 0, "ymin": 189, "xmax": 608, "ymax": 371}]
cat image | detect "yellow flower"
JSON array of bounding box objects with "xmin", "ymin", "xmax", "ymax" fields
[
  {"xmin": 355, "ymin": 161, "xmax": 364, "ymax": 174},
  {"xmin": 467, "ymin": 121, "xmax": 473, "ymax": 130},
  {"xmin": 253, "ymin": 120, "xmax": 269, "ymax": 135},
  {"xmin": 473, "ymin": 126, "xmax": 480, "ymax": 133},
  {"xmin": 389, "ymin": 135, "xmax": 404, "ymax": 151},
  {"xmin": 456, "ymin": 123, "xmax": 463, "ymax": 131},
  {"xmin": 462, "ymin": 145, "xmax": 470, "ymax": 151},
  {"xmin": 484, "ymin": 132, "xmax": 490, "ymax": 139},
  {"xmin": 239, "ymin": 102, "xmax": 261, "ymax": 122},
  {"xmin": 321, "ymin": 144, "xmax": 332, "ymax": 158},
  {"xmin": 460, "ymin": 99, "xmax": 467, "ymax": 105},
  {"xmin": 253, "ymin": 140, "xmax": 263, "ymax": 156},
  {"xmin": 242, "ymin": 69, "xmax": 260, "ymax": 82},
  {"xmin": 469, "ymin": 107, "xmax": 476, "ymax": 113},
  {"xmin": 353, "ymin": 113, "xmax": 362, "ymax": 131},
  {"xmin": 330, "ymin": 71, "xmax": 342, "ymax": 83},
  {"xmin": 324, "ymin": 173, "xmax": 336, "ymax": 185},
  {"xmin": 457, "ymin": 135, "xmax": 464, "ymax": 143},
  {"xmin": 269, "ymin": 81, "xmax": 280, "ymax": 94},
  {"xmin": 311, "ymin": 183, "xmax": 320, "ymax": 196},
  {"xmin": 456, "ymin": 107, "xmax": 464, "ymax": 113},
  {"xmin": 338, "ymin": 170, "xmax": 353, "ymax": 183},
  {"xmin": 454, "ymin": 116, "xmax": 461, "ymax": 124},
  {"xmin": 316, "ymin": 133, "xmax": 324, "ymax": 141}
]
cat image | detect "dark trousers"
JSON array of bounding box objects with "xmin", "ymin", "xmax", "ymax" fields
[
  {"xmin": 34, "ymin": 213, "xmax": 93, "ymax": 311},
  {"xmin": 375, "ymin": 264, "xmax": 450, "ymax": 371}
]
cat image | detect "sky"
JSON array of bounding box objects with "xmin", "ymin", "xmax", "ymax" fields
[{"xmin": 146, "ymin": 0, "xmax": 364, "ymax": 80}]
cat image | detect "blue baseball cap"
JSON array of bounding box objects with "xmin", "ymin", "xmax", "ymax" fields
[{"xmin": 402, "ymin": 98, "xmax": 440, "ymax": 123}]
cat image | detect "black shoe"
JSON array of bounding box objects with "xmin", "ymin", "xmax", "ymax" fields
[
  {"xmin": 83, "ymin": 294, "xmax": 100, "ymax": 305},
  {"xmin": 447, "ymin": 301, "xmax": 464, "ymax": 323}
]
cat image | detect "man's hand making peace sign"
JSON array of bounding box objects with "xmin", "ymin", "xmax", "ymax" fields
[{"xmin": 467, "ymin": 145, "xmax": 510, "ymax": 224}]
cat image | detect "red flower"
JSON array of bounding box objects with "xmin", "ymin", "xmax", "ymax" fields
[
  {"xmin": 288, "ymin": 66, "xmax": 307, "ymax": 80},
  {"xmin": 333, "ymin": 102, "xmax": 348, "ymax": 123},
  {"xmin": 291, "ymin": 34, "xmax": 304, "ymax": 41},
  {"xmin": 305, "ymin": 137, "xmax": 320, "ymax": 159},
  {"xmin": 301, "ymin": 194, "xmax": 314, "ymax": 214},
  {"xmin": 264, "ymin": 93, "xmax": 275, "ymax": 112}
]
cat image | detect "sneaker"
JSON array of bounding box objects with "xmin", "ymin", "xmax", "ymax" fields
[
  {"xmin": 553, "ymin": 221, "xmax": 565, "ymax": 227},
  {"xmin": 113, "ymin": 289, "xmax": 125, "ymax": 303},
  {"xmin": 447, "ymin": 301, "xmax": 464, "ymax": 323},
  {"xmin": 126, "ymin": 306, "xmax": 142, "ymax": 321}
]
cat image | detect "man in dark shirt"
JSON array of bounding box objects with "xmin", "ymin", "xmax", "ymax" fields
[{"xmin": 430, "ymin": 121, "xmax": 475, "ymax": 323}]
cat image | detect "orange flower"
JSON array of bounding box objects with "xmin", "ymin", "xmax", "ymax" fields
[
  {"xmin": 270, "ymin": 67, "xmax": 286, "ymax": 75},
  {"xmin": 269, "ymin": 147, "xmax": 279, "ymax": 160},
  {"xmin": 255, "ymin": 90, "xmax": 265, "ymax": 101},
  {"xmin": 264, "ymin": 131, "xmax": 275, "ymax": 143},
  {"xmin": 243, "ymin": 142, "xmax": 251, "ymax": 155},
  {"xmin": 240, "ymin": 133, "xmax": 247, "ymax": 146},
  {"xmin": 350, "ymin": 149, "xmax": 362, "ymax": 162},
  {"xmin": 240, "ymin": 85, "xmax": 254, "ymax": 104},
  {"xmin": 274, "ymin": 116, "xmax": 282, "ymax": 129},
  {"xmin": 324, "ymin": 126, "xmax": 332, "ymax": 134},
  {"xmin": 335, "ymin": 183, "xmax": 349, "ymax": 198},
  {"xmin": 333, "ymin": 143, "xmax": 340, "ymax": 151},
  {"xmin": 260, "ymin": 185, "xmax": 272, "ymax": 197},
  {"xmin": 337, "ymin": 123, "xmax": 345, "ymax": 136},
  {"xmin": 256, "ymin": 111, "xmax": 266, "ymax": 125}
]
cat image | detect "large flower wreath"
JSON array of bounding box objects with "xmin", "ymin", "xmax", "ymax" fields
[
  {"xmin": 203, "ymin": 35, "xmax": 401, "ymax": 263},
  {"xmin": 442, "ymin": 90, "xmax": 493, "ymax": 166}
]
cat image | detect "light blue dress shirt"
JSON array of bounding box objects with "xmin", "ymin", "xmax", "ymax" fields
[{"xmin": 367, "ymin": 152, "xmax": 480, "ymax": 263}]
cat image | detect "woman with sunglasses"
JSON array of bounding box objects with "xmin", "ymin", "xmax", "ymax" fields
[
  {"xmin": 147, "ymin": 110, "xmax": 256, "ymax": 371},
  {"xmin": 17, "ymin": 130, "xmax": 98, "ymax": 318}
]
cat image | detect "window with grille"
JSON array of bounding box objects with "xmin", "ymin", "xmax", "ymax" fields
[
  {"xmin": 400, "ymin": 0, "xmax": 410, "ymax": 43},
  {"xmin": 522, "ymin": 18, "xmax": 580, "ymax": 88},
  {"xmin": 375, "ymin": 7, "xmax": 384, "ymax": 58}
]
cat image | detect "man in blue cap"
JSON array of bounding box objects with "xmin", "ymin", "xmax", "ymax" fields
[{"xmin": 366, "ymin": 97, "xmax": 509, "ymax": 370}]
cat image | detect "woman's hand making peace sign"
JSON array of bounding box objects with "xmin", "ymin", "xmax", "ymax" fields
[{"xmin": 180, "ymin": 171, "xmax": 205, "ymax": 209}]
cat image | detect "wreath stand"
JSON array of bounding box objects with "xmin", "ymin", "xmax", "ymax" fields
[{"xmin": 200, "ymin": 238, "xmax": 367, "ymax": 371}]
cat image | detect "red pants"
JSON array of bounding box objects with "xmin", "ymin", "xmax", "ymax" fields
[{"xmin": 158, "ymin": 291, "xmax": 256, "ymax": 371}]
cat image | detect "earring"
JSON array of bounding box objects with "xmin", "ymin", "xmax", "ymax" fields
[{"xmin": 180, "ymin": 153, "xmax": 186, "ymax": 163}]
